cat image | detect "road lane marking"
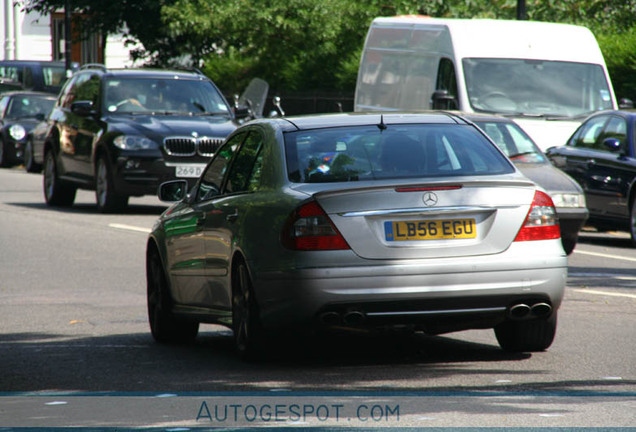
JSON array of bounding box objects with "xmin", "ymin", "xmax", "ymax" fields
[
  {"xmin": 571, "ymin": 288, "xmax": 636, "ymax": 299},
  {"xmin": 574, "ymin": 249, "xmax": 636, "ymax": 263},
  {"xmin": 109, "ymin": 223, "xmax": 151, "ymax": 233}
]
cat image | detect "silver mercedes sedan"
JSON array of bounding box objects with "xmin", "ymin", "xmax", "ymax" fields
[{"xmin": 146, "ymin": 112, "xmax": 567, "ymax": 360}]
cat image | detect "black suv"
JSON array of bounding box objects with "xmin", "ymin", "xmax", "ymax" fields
[{"xmin": 38, "ymin": 66, "xmax": 237, "ymax": 212}]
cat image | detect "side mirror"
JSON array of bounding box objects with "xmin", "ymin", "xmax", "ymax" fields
[
  {"xmin": 603, "ymin": 137, "xmax": 622, "ymax": 152},
  {"xmin": 158, "ymin": 180, "xmax": 189, "ymax": 202},
  {"xmin": 431, "ymin": 90, "xmax": 458, "ymax": 110},
  {"xmin": 71, "ymin": 101, "xmax": 96, "ymax": 117},
  {"xmin": 618, "ymin": 98, "xmax": 634, "ymax": 110}
]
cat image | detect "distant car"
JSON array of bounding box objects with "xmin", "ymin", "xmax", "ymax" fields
[
  {"xmin": 546, "ymin": 110, "xmax": 636, "ymax": 245},
  {"xmin": 146, "ymin": 112, "xmax": 567, "ymax": 360},
  {"xmin": 465, "ymin": 113, "xmax": 588, "ymax": 254},
  {"xmin": 0, "ymin": 91, "xmax": 55, "ymax": 167},
  {"xmin": 37, "ymin": 65, "xmax": 238, "ymax": 212},
  {"xmin": 0, "ymin": 60, "xmax": 77, "ymax": 94}
]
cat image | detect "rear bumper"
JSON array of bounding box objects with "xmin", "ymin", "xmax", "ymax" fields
[{"xmin": 252, "ymin": 240, "xmax": 567, "ymax": 333}]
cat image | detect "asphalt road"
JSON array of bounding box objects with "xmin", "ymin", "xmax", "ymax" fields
[{"xmin": 0, "ymin": 167, "xmax": 634, "ymax": 429}]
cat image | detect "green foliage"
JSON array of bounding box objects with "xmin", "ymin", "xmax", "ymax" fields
[
  {"xmin": 19, "ymin": 0, "xmax": 636, "ymax": 98},
  {"xmin": 597, "ymin": 29, "xmax": 636, "ymax": 102}
]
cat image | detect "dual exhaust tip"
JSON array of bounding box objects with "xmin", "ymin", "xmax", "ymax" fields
[
  {"xmin": 319, "ymin": 310, "xmax": 365, "ymax": 326},
  {"xmin": 509, "ymin": 302, "xmax": 552, "ymax": 320},
  {"xmin": 319, "ymin": 302, "xmax": 552, "ymax": 326}
]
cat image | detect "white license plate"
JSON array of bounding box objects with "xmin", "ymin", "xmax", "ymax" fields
[{"xmin": 175, "ymin": 164, "xmax": 206, "ymax": 178}]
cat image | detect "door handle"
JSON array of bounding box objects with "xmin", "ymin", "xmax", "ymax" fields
[{"xmin": 226, "ymin": 210, "xmax": 239, "ymax": 222}]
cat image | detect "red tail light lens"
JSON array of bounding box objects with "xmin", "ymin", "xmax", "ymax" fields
[
  {"xmin": 514, "ymin": 190, "xmax": 561, "ymax": 242},
  {"xmin": 282, "ymin": 201, "xmax": 350, "ymax": 250}
]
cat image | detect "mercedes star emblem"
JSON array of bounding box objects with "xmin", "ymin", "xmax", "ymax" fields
[{"xmin": 422, "ymin": 192, "xmax": 438, "ymax": 206}]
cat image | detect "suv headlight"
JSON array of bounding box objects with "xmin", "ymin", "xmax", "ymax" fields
[
  {"xmin": 551, "ymin": 193, "xmax": 586, "ymax": 208},
  {"xmin": 9, "ymin": 124, "xmax": 26, "ymax": 141},
  {"xmin": 113, "ymin": 135, "xmax": 159, "ymax": 150}
]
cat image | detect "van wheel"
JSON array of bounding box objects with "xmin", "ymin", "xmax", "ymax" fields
[
  {"xmin": 96, "ymin": 156, "xmax": 128, "ymax": 213},
  {"xmin": 43, "ymin": 150, "xmax": 76, "ymax": 206},
  {"xmin": 494, "ymin": 312, "xmax": 557, "ymax": 352}
]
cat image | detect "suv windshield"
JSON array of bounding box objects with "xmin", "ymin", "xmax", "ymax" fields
[
  {"xmin": 285, "ymin": 124, "xmax": 514, "ymax": 183},
  {"xmin": 103, "ymin": 77, "xmax": 230, "ymax": 115},
  {"xmin": 463, "ymin": 58, "xmax": 613, "ymax": 117}
]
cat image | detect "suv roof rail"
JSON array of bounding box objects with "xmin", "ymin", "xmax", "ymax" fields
[{"xmin": 79, "ymin": 63, "xmax": 107, "ymax": 72}]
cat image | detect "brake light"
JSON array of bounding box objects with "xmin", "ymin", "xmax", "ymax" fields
[
  {"xmin": 514, "ymin": 190, "xmax": 561, "ymax": 242},
  {"xmin": 282, "ymin": 200, "xmax": 350, "ymax": 250}
]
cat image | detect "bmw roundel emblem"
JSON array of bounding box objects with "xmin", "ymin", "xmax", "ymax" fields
[
  {"xmin": 422, "ymin": 192, "xmax": 438, "ymax": 207},
  {"xmin": 191, "ymin": 131, "xmax": 199, "ymax": 138}
]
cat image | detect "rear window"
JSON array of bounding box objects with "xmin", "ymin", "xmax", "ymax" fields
[{"xmin": 285, "ymin": 124, "xmax": 514, "ymax": 183}]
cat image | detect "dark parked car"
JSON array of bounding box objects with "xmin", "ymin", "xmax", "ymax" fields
[
  {"xmin": 465, "ymin": 113, "xmax": 588, "ymax": 254},
  {"xmin": 0, "ymin": 91, "xmax": 55, "ymax": 167},
  {"xmin": 147, "ymin": 112, "xmax": 567, "ymax": 360},
  {"xmin": 546, "ymin": 110, "xmax": 636, "ymax": 245},
  {"xmin": 0, "ymin": 60, "xmax": 77, "ymax": 94},
  {"xmin": 38, "ymin": 65, "xmax": 239, "ymax": 212}
]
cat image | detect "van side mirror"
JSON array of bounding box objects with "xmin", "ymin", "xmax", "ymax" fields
[
  {"xmin": 618, "ymin": 98, "xmax": 634, "ymax": 110},
  {"xmin": 431, "ymin": 90, "xmax": 458, "ymax": 110}
]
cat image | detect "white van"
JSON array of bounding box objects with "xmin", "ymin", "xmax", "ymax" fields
[{"xmin": 354, "ymin": 16, "xmax": 618, "ymax": 150}]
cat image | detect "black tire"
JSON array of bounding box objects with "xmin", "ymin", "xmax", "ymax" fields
[
  {"xmin": 43, "ymin": 149, "xmax": 76, "ymax": 206},
  {"xmin": 24, "ymin": 139, "xmax": 42, "ymax": 173},
  {"xmin": 495, "ymin": 312, "xmax": 557, "ymax": 352},
  {"xmin": 0, "ymin": 137, "xmax": 11, "ymax": 167},
  {"xmin": 95, "ymin": 156, "xmax": 128, "ymax": 213},
  {"xmin": 630, "ymin": 198, "xmax": 636, "ymax": 247},
  {"xmin": 232, "ymin": 260, "xmax": 265, "ymax": 360},
  {"xmin": 146, "ymin": 247, "xmax": 199, "ymax": 344}
]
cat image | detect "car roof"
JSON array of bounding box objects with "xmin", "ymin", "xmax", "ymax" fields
[
  {"xmin": 0, "ymin": 90, "xmax": 57, "ymax": 98},
  {"xmin": 585, "ymin": 109, "xmax": 636, "ymax": 120},
  {"xmin": 78, "ymin": 67, "xmax": 209, "ymax": 81},
  {"xmin": 273, "ymin": 112, "xmax": 469, "ymax": 131},
  {"xmin": 0, "ymin": 60, "xmax": 67, "ymax": 66}
]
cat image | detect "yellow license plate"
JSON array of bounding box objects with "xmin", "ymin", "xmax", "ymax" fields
[{"xmin": 385, "ymin": 218, "xmax": 476, "ymax": 241}]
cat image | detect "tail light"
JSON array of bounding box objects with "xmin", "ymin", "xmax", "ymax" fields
[
  {"xmin": 514, "ymin": 190, "xmax": 561, "ymax": 242},
  {"xmin": 282, "ymin": 200, "xmax": 350, "ymax": 250}
]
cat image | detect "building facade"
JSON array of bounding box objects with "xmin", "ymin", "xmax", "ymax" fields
[{"xmin": 1, "ymin": 1, "xmax": 139, "ymax": 68}]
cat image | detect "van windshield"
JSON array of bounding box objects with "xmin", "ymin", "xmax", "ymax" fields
[{"xmin": 463, "ymin": 58, "xmax": 613, "ymax": 117}]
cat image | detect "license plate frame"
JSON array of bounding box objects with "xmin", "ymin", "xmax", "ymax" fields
[
  {"xmin": 175, "ymin": 164, "xmax": 206, "ymax": 178},
  {"xmin": 385, "ymin": 218, "xmax": 476, "ymax": 241}
]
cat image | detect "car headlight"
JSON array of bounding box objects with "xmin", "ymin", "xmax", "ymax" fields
[
  {"xmin": 551, "ymin": 193, "xmax": 586, "ymax": 208},
  {"xmin": 113, "ymin": 135, "xmax": 159, "ymax": 150},
  {"xmin": 9, "ymin": 124, "xmax": 27, "ymax": 141}
]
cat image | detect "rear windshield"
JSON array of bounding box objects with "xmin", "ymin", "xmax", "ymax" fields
[{"xmin": 285, "ymin": 124, "xmax": 514, "ymax": 183}]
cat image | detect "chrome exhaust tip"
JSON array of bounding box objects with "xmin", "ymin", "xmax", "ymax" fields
[
  {"xmin": 531, "ymin": 302, "xmax": 552, "ymax": 317},
  {"xmin": 319, "ymin": 311, "xmax": 341, "ymax": 325},
  {"xmin": 342, "ymin": 311, "xmax": 366, "ymax": 326},
  {"xmin": 509, "ymin": 303, "xmax": 531, "ymax": 319}
]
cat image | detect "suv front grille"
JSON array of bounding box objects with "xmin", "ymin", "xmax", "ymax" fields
[{"xmin": 164, "ymin": 137, "xmax": 224, "ymax": 157}]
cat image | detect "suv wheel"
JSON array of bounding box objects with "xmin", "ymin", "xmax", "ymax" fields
[
  {"xmin": 96, "ymin": 156, "xmax": 128, "ymax": 213},
  {"xmin": 24, "ymin": 139, "xmax": 42, "ymax": 173},
  {"xmin": 0, "ymin": 137, "xmax": 10, "ymax": 167},
  {"xmin": 43, "ymin": 149, "xmax": 76, "ymax": 206}
]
